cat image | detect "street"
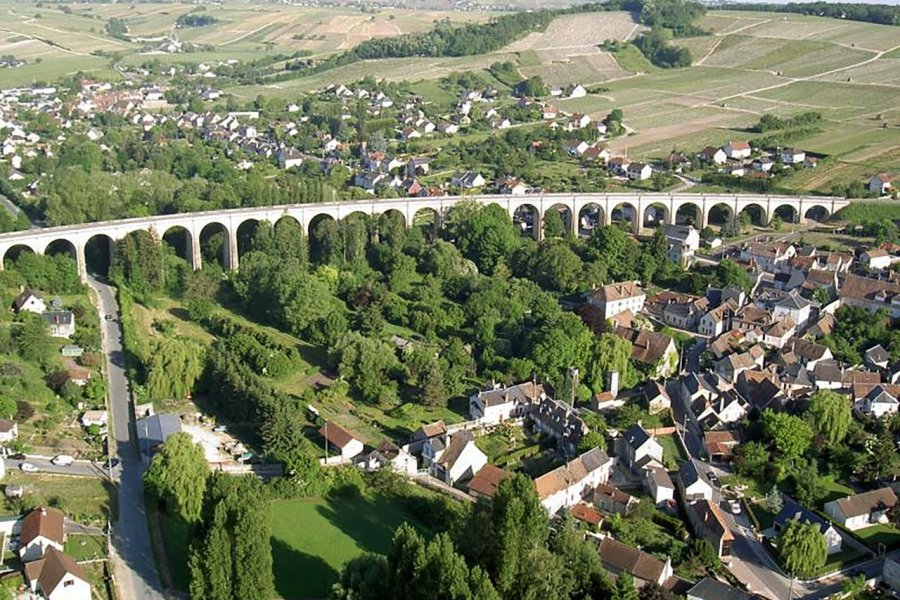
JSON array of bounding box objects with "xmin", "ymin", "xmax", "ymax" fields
[
  {"xmin": 88, "ymin": 276, "xmax": 165, "ymax": 600},
  {"xmin": 4, "ymin": 457, "xmax": 106, "ymax": 478}
]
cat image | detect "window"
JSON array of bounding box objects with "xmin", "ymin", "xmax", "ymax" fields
[{"xmin": 64, "ymin": 580, "xmax": 74, "ymax": 587}]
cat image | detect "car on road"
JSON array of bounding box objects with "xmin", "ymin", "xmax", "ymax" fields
[
  {"xmin": 707, "ymin": 471, "xmax": 721, "ymax": 486},
  {"xmin": 20, "ymin": 462, "xmax": 38, "ymax": 473},
  {"xmin": 9, "ymin": 452, "xmax": 26, "ymax": 460},
  {"xmin": 51, "ymin": 455, "xmax": 74, "ymax": 467},
  {"xmin": 101, "ymin": 458, "xmax": 120, "ymax": 470},
  {"xmin": 729, "ymin": 500, "xmax": 742, "ymax": 514}
]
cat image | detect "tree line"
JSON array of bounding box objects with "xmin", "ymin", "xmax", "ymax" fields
[{"xmin": 714, "ymin": 2, "xmax": 899, "ymax": 26}]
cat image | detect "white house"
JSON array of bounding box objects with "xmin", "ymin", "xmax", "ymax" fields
[
  {"xmin": 857, "ymin": 386, "xmax": 899, "ymax": 418},
  {"xmin": 19, "ymin": 507, "xmax": 65, "ymax": 562},
  {"xmin": 723, "ymin": 140, "xmax": 752, "ymax": 159},
  {"xmin": 277, "ymin": 148, "xmax": 303, "ymax": 169},
  {"xmin": 534, "ymin": 447, "xmax": 613, "ymax": 514},
  {"xmin": 43, "ymin": 311, "xmax": 75, "ymax": 339},
  {"xmin": 360, "ymin": 441, "xmax": 417, "ymax": 476},
  {"xmin": 25, "ymin": 547, "xmax": 91, "ymax": 600},
  {"xmin": 626, "ymin": 162, "xmax": 652, "ymax": 181},
  {"xmin": 620, "ymin": 424, "xmax": 664, "ymax": 472},
  {"xmin": 780, "ymin": 148, "xmax": 806, "ymax": 164},
  {"xmin": 469, "ymin": 381, "xmax": 543, "ymax": 426},
  {"xmin": 318, "ymin": 422, "xmax": 364, "ymax": 461},
  {"xmin": 588, "ymin": 281, "xmax": 646, "ymax": 320},
  {"xmin": 664, "ymin": 225, "xmax": 700, "ymax": 266},
  {"xmin": 430, "ymin": 430, "xmax": 487, "ymax": 486},
  {"xmin": 700, "ymin": 146, "xmax": 727, "ymax": 165},
  {"xmin": 678, "ymin": 460, "xmax": 714, "ymax": 502},
  {"xmin": 645, "ymin": 465, "xmax": 675, "ymax": 505},
  {"xmin": 824, "ymin": 488, "xmax": 897, "ymax": 531},
  {"xmin": 773, "ymin": 294, "xmax": 811, "ymax": 327},
  {"xmin": 0, "ymin": 418, "xmax": 17, "ymax": 443},
  {"xmin": 79, "ymin": 411, "xmax": 107, "ymax": 428},
  {"xmin": 451, "ymin": 171, "xmax": 485, "ymax": 189},
  {"xmin": 643, "ymin": 382, "xmax": 671, "ymax": 415},
  {"xmin": 862, "ymin": 248, "xmax": 893, "ymax": 271},
  {"xmin": 12, "ymin": 289, "xmax": 46, "ymax": 314}
]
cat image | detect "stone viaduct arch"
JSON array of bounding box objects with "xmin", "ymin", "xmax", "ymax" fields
[{"xmin": 0, "ymin": 194, "xmax": 849, "ymax": 280}]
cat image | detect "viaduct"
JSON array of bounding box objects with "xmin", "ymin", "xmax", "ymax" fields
[{"xmin": 0, "ymin": 192, "xmax": 848, "ymax": 280}]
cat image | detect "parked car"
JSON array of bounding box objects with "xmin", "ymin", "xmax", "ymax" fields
[
  {"xmin": 707, "ymin": 471, "xmax": 721, "ymax": 486},
  {"xmin": 9, "ymin": 453, "xmax": 26, "ymax": 460},
  {"xmin": 729, "ymin": 500, "xmax": 742, "ymax": 515},
  {"xmin": 101, "ymin": 458, "xmax": 120, "ymax": 470},
  {"xmin": 20, "ymin": 462, "xmax": 38, "ymax": 473},
  {"xmin": 51, "ymin": 455, "xmax": 74, "ymax": 467}
]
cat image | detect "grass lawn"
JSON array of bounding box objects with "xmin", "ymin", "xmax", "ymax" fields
[
  {"xmin": 64, "ymin": 534, "xmax": 107, "ymax": 561},
  {"xmin": 853, "ymin": 524, "xmax": 900, "ymax": 552},
  {"xmin": 656, "ymin": 434, "xmax": 687, "ymax": 470},
  {"xmin": 157, "ymin": 511, "xmax": 191, "ymax": 592},
  {"xmin": 748, "ymin": 501, "xmax": 778, "ymax": 530},
  {"xmin": 2, "ymin": 473, "xmax": 116, "ymax": 525},
  {"xmin": 819, "ymin": 477, "xmax": 855, "ymax": 507},
  {"xmin": 269, "ymin": 493, "xmax": 433, "ymax": 599}
]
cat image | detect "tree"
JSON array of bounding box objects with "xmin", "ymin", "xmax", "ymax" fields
[
  {"xmin": 550, "ymin": 512, "xmax": 611, "ymax": 599},
  {"xmin": 13, "ymin": 315, "xmax": 55, "ymax": 368},
  {"xmin": 112, "ymin": 229, "xmax": 165, "ymax": 295},
  {"xmin": 421, "ymin": 360, "xmax": 448, "ymax": 408},
  {"xmin": 806, "ymin": 390, "xmax": 851, "ymax": 445},
  {"xmin": 791, "ymin": 459, "xmax": 826, "ymax": 507},
  {"xmin": 734, "ymin": 441, "xmax": 769, "ymax": 480},
  {"xmin": 840, "ymin": 574, "xmax": 867, "ymax": 599},
  {"xmin": 190, "ymin": 475, "xmax": 274, "ymax": 600},
  {"xmin": 763, "ymin": 409, "xmax": 813, "ymax": 461},
  {"xmin": 453, "ymin": 203, "xmax": 519, "ymax": 274},
  {"xmin": 145, "ymin": 337, "xmax": 205, "ymax": 401},
  {"xmin": 778, "ymin": 519, "xmax": 827, "ymax": 577},
  {"xmin": 143, "ymin": 432, "xmax": 208, "ymax": 523},
  {"xmin": 614, "ymin": 573, "xmax": 639, "ymax": 600},
  {"xmin": 588, "ymin": 332, "xmax": 636, "ymax": 392},
  {"xmin": 715, "ymin": 259, "xmax": 752, "ymax": 292},
  {"xmin": 543, "ymin": 210, "xmax": 567, "ymax": 239}
]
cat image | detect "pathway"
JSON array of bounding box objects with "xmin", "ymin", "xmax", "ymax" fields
[{"xmin": 88, "ymin": 276, "xmax": 165, "ymax": 600}]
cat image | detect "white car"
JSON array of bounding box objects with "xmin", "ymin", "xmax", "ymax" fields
[
  {"xmin": 729, "ymin": 500, "xmax": 742, "ymax": 515},
  {"xmin": 51, "ymin": 455, "xmax": 74, "ymax": 467},
  {"xmin": 20, "ymin": 462, "xmax": 38, "ymax": 473}
]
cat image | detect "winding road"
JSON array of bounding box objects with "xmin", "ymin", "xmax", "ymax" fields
[{"xmin": 89, "ymin": 275, "xmax": 165, "ymax": 600}]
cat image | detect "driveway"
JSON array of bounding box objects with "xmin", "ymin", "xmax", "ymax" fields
[{"xmin": 89, "ymin": 276, "xmax": 165, "ymax": 600}]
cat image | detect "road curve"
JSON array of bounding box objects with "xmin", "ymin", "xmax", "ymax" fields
[{"xmin": 89, "ymin": 276, "xmax": 165, "ymax": 600}]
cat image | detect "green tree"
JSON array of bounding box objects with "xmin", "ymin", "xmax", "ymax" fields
[
  {"xmin": 734, "ymin": 441, "xmax": 769, "ymax": 480},
  {"xmin": 550, "ymin": 512, "xmax": 611, "ymax": 599},
  {"xmin": 453, "ymin": 203, "xmax": 520, "ymax": 274},
  {"xmin": 614, "ymin": 573, "xmax": 639, "ymax": 600},
  {"xmin": 806, "ymin": 390, "xmax": 852, "ymax": 445},
  {"xmin": 715, "ymin": 259, "xmax": 752, "ymax": 292},
  {"xmin": 763, "ymin": 409, "xmax": 813, "ymax": 461},
  {"xmin": 143, "ymin": 432, "xmax": 208, "ymax": 522},
  {"xmin": 588, "ymin": 332, "xmax": 635, "ymax": 392},
  {"xmin": 13, "ymin": 315, "xmax": 55, "ymax": 369},
  {"xmin": 145, "ymin": 337, "xmax": 205, "ymax": 401},
  {"xmin": 112, "ymin": 229, "xmax": 165, "ymax": 295},
  {"xmin": 330, "ymin": 331, "xmax": 400, "ymax": 405},
  {"xmin": 791, "ymin": 459, "xmax": 826, "ymax": 507},
  {"xmin": 778, "ymin": 519, "xmax": 827, "ymax": 577},
  {"xmin": 543, "ymin": 210, "xmax": 567, "ymax": 239}
]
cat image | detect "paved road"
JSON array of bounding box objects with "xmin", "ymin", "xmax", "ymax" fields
[
  {"xmin": 88, "ymin": 276, "xmax": 165, "ymax": 600},
  {"xmin": 4, "ymin": 457, "xmax": 106, "ymax": 478}
]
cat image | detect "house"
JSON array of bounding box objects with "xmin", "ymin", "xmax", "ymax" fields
[
  {"xmin": 626, "ymin": 162, "xmax": 652, "ymax": 181},
  {"xmin": 645, "ymin": 466, "xmax": 675, "ymax": 505},
  {"xmin": 24, "ymin": 547, "xmax": 91, "ymax": 600},
  {"xmin": 469, "ymin": 381, "xmax": 543, "ymax": 426},
  {"xmin": 824, "ymin": 488, "xmax": 897, "ymax": 531},
  {"xmin": 42, "ymin": 311, "xmax": 75, "ymax": 338},
  {"xmin": 430, "ymin": 430, "xmax": 486, "ymax": 486},
  {"xmin": 616, "ymin": 327, "xmax": 678, "ymax": 378},
  {"xmin": 565, "ymin": 140, "xmax": 590, "ymax": 156},
  {"xmin": 773, "ymin": 500, "xmax": 842, "ymax": 555},
  {"xmin": 571, "ymin": 503, "xmax": 604, "ymax": 528},
  {"xmin": 136, "ymin": 414, "xmax": 182, "ymax": 455},
  {"xmin": 714, "ymin": 347, "xmax": 763, "ymax": 383},
  {"xmin": 620, "ymin": 424, "xmax": 664, "ymax": 472},
  {"xmin": 319, "ymin": 422, "xmax": 364, "ymax": 461},
  {"xmin": 467, "ymin": 464, "xmax": 513, "ymax": 501},
  {"xmin": 868, "ymin": 173, "xmax": 892, "ymax": 195},
  {"xmin": 597, "ymin": 536, "xmax": 674, "ymax": 587},
  {"xmin": 687, "ymin": 577, "xmax": 758, "ymax": 600},
  {"xmin": 697, "ymin": 390, "xmax": 750, "ymax": 429},
  {"xmin": 530, "ymin": 396, "xmax": 587, "ymax": 456},
  {"xmin": 19, "ymin": 507, "xmax": 65, "ymax": 561},
  {"xmin": 12, "ymin": 288, "xmax": 45, "ymax": 314},
  {"xmin": 407, "ymin": 420, "xmax": 447, "ymax": 457},
  {"xmin": 781, "ymin": 148, "xmax": 806, "ymax": 164},
  {"xmin": 839, "ymin": 274, "xmax": 900, "ymax": 319},
  {"xmin": 451, "ymin": 171, "xmax": 485, "ymax": 189},
  {"xmin": 567, "ymin": 84, "xmax": 587, "ymax": 99},
  {"xmin": 773, "ymin": 294, "xmax": 811, "ymax": 327},
  {"xmin": 787, "ymin": 338, "xmax": 833, "ymax": 369},
  {"xmin": 687, "ymin": 499, "xmax": 734, "ymax": 558},
  {"xmin": 699, "ymin": 301, "xmax": 737, "ymax": 338},
  {"xmin": 661, "ymin": 295, "xmax": 708, "ymax": 330},
  {"xmin": 857, "ymin": 385, "xmax": 899, "ymax": 418},
  {"xmin": 360, "ymin": 441, "xmax": 417, "ymax": 476},
  {"xmin": 862, "ymin": 248, "xmax": 893, "ymax": 271},
  {"xmin": 813, "ymin": 360, "xmax": 844, "ymax": 390},
  {"xmin": 643, "ymin": 382, "xmax": 671, "ymax": 415},
  {"xmin": 699, "ymin": 146, "xmax": 727, "ymax": 166},
  {"xmin": 587, "ymin": 281, "xmax": 646, "ymax": 320},
  {"xmin": 678, "ymin": 460, "xmax": 714, "ymax": 502},
  {"xmin": 704, "ymin": 430, "xmax": 739, "ymax": 462},
  {"xmin": 594, "ymin": 483, "xmax": 639, "ymax": 516},
  {"xmin": 723, "ymin": 141, "xmax": 752, "ymax": 160},
  {"xmin": 496, "ymin": 177, "xmax": 528, "ymax": 196},
  {"xmin": 277, "ymin": 147, "xmax": 303, "ymax": 169},
  {"xmin": 664, "ymin": 225, "xmax": 700, "ymax": 266},
  {"xmin": 534, "ymin": 447, "xmax": 613, "ymax": 514},
  {"xmin": 79, "ymin": 411, "xmax": 107, "ymax": 428}
]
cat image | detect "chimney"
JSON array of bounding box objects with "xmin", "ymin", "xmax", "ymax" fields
[{"xmin": 607, "ymin": 371, "xmax": 620, "ymax": 397}]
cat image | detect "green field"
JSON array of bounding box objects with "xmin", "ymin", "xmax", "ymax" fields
[
  {"xmin": 270, "ymin": 493, "xmax": 433, "ymax": 599},
  {"xmin": 853, "ymin": 524, "xmax": 900, "ymax": 552},
  {"xmin": 656, "ymin": 434, "xmax": 687, "ymax": 470}
]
